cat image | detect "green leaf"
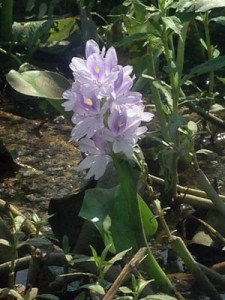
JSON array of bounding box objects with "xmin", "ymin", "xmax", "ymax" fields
[
  {"xmin": 140, "ymin": 295, "xmax": 177, "ymax": 300},
  {"xmin": 210, "ymin": 103, "xmax": 225, "ymax": 113},
  {"xmin": 80, "ymin": 284, "xmax": 105, "ymax": 295},
  {"xmin": 196, "ymin": 149, "xmax": 215, "ymax": 156},
  {"xmin": 187, "ymin": 121, "xmax": 198, "ymax": 135},
  {"xmin": 79, "ymin": 186, "xmax": 158, "ymax": 253},
  {"xmin": 108, "ymin": 248, "xmax": 131, "ymax": 265},
  {"xmin": 210, "ymin": 16, "xmax": 225, "ymax": 25},
  {"xmin": 137, "ymin": 278, "xmax": 153, "ymax": 294},
  {"xmin": 217, "ymin": 76, "xmax": 225, "ymax": 85},
  {"xmin": 38, "ymin": 2, "xmax": 48, "ymax": 20},
  {"xmin": 161, "ymin": 16, "xmax": 182, "ymax": 37},
  {"xmin": 187, "ymin": 0, "xmax": 225, "ymax": 12},
  {"xmin": 152, "ymin": 80, "xmax": 173, "ymax": 109},
  {"xmin": 47, "ymin": 17, "xmax": 79, "ymax": 43},
  {"xmin": 0, "ymin": 239, "xmax": 10, "ymax": 247},
  {"xmin": 123, "ymin": 13, "xmax": 161, "ymax": 36},
  {"xmin": 182, "ymin": 56, "xmax": 225, "ymax": 83},
  {"xmin": 119, "ymin": 286, "xmax": 133, "ymax": 294},
  {"xmin": 6, "ymin": 70, "xmax": 70, "ymax": 99},
  {"xmin": 113, "ymin": 33, "xmax": 149, "ymax": 47}
]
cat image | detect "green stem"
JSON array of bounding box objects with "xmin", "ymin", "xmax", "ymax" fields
[
  {"xmin": 193, "ymin": 156, "xmax": 225, "ymax": 218},
  {"xmin": 176, "ymin": 23, "xmax": 189, "ymax": 84},
  {"xmin": 8, "ymin": 212, "xmax": 18, "ymax": 289},
  {"xmin": 171, "ymin": 236, "xmax": 222, "ymax": 300},
  {"xmin": 147, "ymin": 44, "xmax": 170, "ymax": 143},
  {"xmin": 154, "ymin": 200, "xmax": 222, "ymax": 299},
  {"xmin": 0, "ymin": 0, "xmax": 13, "ymax": 41},
  {"xmin": 203, "ymin": 12, "xmax": 214, "ymax": 97},
  {"xmin": 113, "ymin": 157, "xmax": 173, "ymax": 293},
  {"xmin": 0, "ymin": 47, "xmax": 22, "ymax": 66}
]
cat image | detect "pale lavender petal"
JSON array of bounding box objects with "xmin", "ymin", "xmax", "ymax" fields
[
  {"xmin": 85, "ymin": 40, "xmax": 100, "ymax": 58},
  {"xmin": 73, "ymin": 69, "xmax": 93, "ymax": 84},
  {"xmin": 87, "ymin": 53, "xmax": 105, "ymax": 81},
  {"xmin": 112, "ymin": 140, "xmax": 133, "ymax": 158},
  {"xmin": 141, "ymin": 112, "xmax": 154, "ymax": 122},
  {"xmin": 70, "ymin": 57, "xmax": 87, "ymax": 72},
  {"xmin": 93, "ymin": 132, "xmax": 110, "ymax": 153},
  {"xmin": 78, "ymin": 138, "xmax": 101, "ymax": 155},
  {"xmin": 79, "ymin": 154, "xmax": 111, "ymax": 179},
  {"xmin": 108, "ymin": 108, "xmax": 127, "ymax": 134},
  {"xmin": 105, "ymin": 47, "xmax": 118, "ymax": 73},
  {"xmin": 71, "ymin": 115, "xmax": 104, "ymax": 140},
  {"xmin": 136, "ymin": 126, "xmax": 147, "ymax": 136},
  {"xmin": 123, "ymin": 65, "xmax": 133, "ymax": 76},
  {"xmin": 62, "ymin": 89, "xmax": 77, "ymax": 111}
]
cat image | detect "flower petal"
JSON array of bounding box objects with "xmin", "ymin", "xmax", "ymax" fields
[{"xmin": 85, "ymin": 40, "xmax": 100, "ymax": 58}]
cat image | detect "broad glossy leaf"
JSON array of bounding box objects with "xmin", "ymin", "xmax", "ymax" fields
[
  {"xmin": 47, "ymin": 17, "xmax": 79, "ymax": 43},
  {"xmin": 6, "ymin": 70, "xmax": 70, "ymax": 99},
  {"xmin": 79, "ymin": 186, "xmax": 158, "ymax": 253}
]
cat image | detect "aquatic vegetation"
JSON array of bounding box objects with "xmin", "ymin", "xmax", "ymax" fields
[{"xmin": 2, "ymin": 0, "xmax": 225, "ymax": 299}]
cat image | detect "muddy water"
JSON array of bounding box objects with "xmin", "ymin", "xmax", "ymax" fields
[{"xmin": 0, "ymin": 111, "xmax": 85, "ymax": 215}]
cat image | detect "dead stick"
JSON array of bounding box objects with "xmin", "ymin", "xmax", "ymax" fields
[
  {"xmin": 102, "ymin": 247, "xmax": 147, "ymax": 300},
  {"xmin": 0, "ymin": 199, "xmax": 36, "ymax": 236},
  {"xmin": 150, "ymin": 175, "xmax": 225, "ymax": 203}
]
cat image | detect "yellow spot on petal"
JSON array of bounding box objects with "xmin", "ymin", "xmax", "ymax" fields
[
  {"xmin": 95, "ymin": 66, "xmax": 100, "ymax": 74},
  {"xmin": 86, "ymin": 98, "xmax": 93, "ymax": 106},
  {"xmin": 118, "ymin": 119, "xmax": 123, "ymax": 127}
]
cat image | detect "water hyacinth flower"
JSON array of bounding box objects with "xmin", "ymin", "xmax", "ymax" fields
[{"xmin": 63, "ymin": 39, "xmax": 154, "ymax": 179}]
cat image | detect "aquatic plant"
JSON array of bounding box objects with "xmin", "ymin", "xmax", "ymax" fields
[{"xmin": 62, "ymin": 39, "xmax": 174, "ymax": 293}]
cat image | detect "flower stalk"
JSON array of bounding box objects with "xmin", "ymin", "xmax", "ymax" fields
[{"xmin": 113, "ymin": 157, "xmax": 173, "ymax": 294}]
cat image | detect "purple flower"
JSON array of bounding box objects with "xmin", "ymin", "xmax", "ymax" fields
[
  {"xmin": 78, "ymin": 136, "xmax": 112, "ymax": 179},
  {"xmin": 62, "ymin": 39, "xmax": 154, "ymax": 179}
]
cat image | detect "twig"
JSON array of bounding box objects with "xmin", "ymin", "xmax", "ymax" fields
[
  {"xmin": 154, "ymin": 200, "xmax": 222, "ymax": 300},
  {"xmin": 150, "ymin": 175, "xmax": 225, "ymax": 202},
  {"xmin": 195, "ymin": 168, "xmax": 225, "ymax": 218},
  {"xmin": 198, "ymin": 263, "xmax": 225, "ymax": 286},
  {"xmin": 185, "ymin": 101, "xmax": 225, "ymax": 129},
  {"xmin": 0, "ymin": 199, "xmax": 36, "ymax": 236},
  {"xmin": 102, "ymin": 247, "xmax": 147, "ymax": 300}
]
